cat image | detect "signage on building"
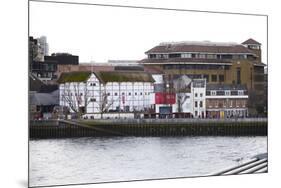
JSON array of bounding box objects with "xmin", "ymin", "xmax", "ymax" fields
[{"xmin": 155, "ymin": 92, "xmax": 176, "ymax": 104}]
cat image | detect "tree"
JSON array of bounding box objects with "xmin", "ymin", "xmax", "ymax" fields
[
  {"xmin": 61, "ymin": 82, "xmax": 91, "ymax": 118},
  {"xmin": 173, "ymin": 75, "xmax": 192, "ymax": 113},
  {"xmin": 96, "ymin": 91, "xmax": 114, "ymax": 119}
]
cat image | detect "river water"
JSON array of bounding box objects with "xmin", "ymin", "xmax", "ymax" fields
[{"xmin": 29, "ymin": 136, "xmax": 267, "ymax": 187}]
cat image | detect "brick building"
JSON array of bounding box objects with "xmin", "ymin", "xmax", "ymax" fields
[{"xmin": 139, "ymin": 39, "xmax": 266, "ymax": 115}]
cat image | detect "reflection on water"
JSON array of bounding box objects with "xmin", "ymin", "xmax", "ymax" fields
[{"xmin": 29, "ymin": 136, "xmax": 267, "ymax": 187}]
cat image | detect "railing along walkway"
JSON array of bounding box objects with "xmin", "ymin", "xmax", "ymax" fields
[{"xmin": 211, "ymin": 153, "xmax": 268, "ymax": 176}]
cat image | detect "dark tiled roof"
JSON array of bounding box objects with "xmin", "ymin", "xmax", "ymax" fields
[
  {"xmin": 206, "ymin": 84, "xmax": 247, "ymax": 91},
  {"xmin": 29, "ymin": 74, "xmax": 44, "ymax": 92},
  {"xmin": 29, "ymin": 90, "xmax": 59, "ymax": 106},
  {"xmin": 138, "ymin": 58, "xmax": 232, "ymax": 64},
  {"xmin": 242, "ymin": 38, "xmax": 261, "ymax": 45},
  {"xmin": 145, "ymin": 44, "xmax": 254, "ymax": 54}
]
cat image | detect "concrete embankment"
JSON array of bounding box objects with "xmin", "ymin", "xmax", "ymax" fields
[{"xmin": 29, "ymin": 118, "xmax": 267, "ymax": 139}]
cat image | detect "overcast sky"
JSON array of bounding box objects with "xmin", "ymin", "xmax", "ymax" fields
[{"xmin": 29, "ymin": 1, "xmax": 267, "ymax": 63}]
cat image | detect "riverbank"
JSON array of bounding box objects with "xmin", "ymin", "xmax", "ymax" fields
[{"xmin": 29, "ymin": 118, "xmax": 267, "ymax": 139}]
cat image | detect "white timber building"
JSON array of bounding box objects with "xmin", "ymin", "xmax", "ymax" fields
[{"xmin": 58, "ymin": 71, "xmax": 155, "ymax": 119}]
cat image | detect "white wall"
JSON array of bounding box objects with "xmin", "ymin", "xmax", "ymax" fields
[{"xmin": 59, "ymin": 73, "xmax": 155, "ymax": 116}]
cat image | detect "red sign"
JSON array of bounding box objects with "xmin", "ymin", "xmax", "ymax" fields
[{"xmin": 155, "ymin": 92, "xmax": 176, "ymax": 104}]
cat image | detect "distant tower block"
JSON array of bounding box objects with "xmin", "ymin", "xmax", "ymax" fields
[{"xmin": 38, "ymin": 36, "xmax": 49, "ymax": 56}]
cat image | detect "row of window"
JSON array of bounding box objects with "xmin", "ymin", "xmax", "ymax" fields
[
  {"xmin": 107, "ymin": 92, "xmax": 150, "ymax": 96},
  {"xmin": 163, "ymin": 64, "xmax": 230, "ymax": 70},
  {"xmin": 89, "ymin": 82, "xmax": 153, "ymax": 87},
  {"xmin": 149, "ymin": 53, "xmax": 249, "ymax": 60},
  {"xmin": 206, "ymin": 90, "xmax": 245, "ymax": 96},
  {"xmin": 206, "ymin": 99, "xmax": 247, "ymax": 108},
  {"xmin": 195, "ymin": 101, "xmax": 203, "ymax": 108},
  {"xmin": 195, "ymin": 93, "xmax": 203, "ymax": 97}
]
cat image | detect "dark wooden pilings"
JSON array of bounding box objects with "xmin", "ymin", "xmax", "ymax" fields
[{"xmin": 30, "ymin": 119, "xmax": 267, "ymax": 139}]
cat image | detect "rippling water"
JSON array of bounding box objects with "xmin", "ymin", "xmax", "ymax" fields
[{"xmin": 29, "ymin": 136, "xmax": 267, "ymax": 187}]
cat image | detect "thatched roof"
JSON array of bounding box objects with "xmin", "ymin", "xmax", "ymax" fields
[
  {"xmin": 57, "ymin": 71, "xmax": 92, "ymax": 83},
  {"xmin": 95, "ymin": 71, "xmax": 155, "ymax": 83},
  {"xmin": 57, "ymin": 71, "xmax": 155, "ymax": 83}
]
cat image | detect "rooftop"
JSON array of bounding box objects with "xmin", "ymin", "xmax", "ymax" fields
[
  {"xmin": 95, "ymin": 71, "xmax": 155, "ymax": 83},
  {"xmin": 145, "ymin": 43, "xmax": 255, "ymax": 54},
  {"xmin": 242, "ymin": 38, "xmax": 261, "ymax": 45},
  {"xmin": 58, "ymin": 71, "xmax": 155, "ymax": 83}
]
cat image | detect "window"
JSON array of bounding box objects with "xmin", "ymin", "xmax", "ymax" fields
[
  {"xmin": 90, "ymin": 83, "xmax": 96, "ymax": 86},
  {"xmin": 90, "ymin": 98, "xmax": 96, "ymax": 102},
  {"xmin": 225, "ymin": 91, "xmax": 230, "ymax": 96},
  {"xmin": 216, "ymin": 91, "xmax": 224, "ymax": 96},
  {"xmin": 122, "ymin": 92, "xmax": 125, "ymax": 95},
  {"xmin": 107, "ymin": 93, "xmax": 110, "ymax": 96},
  {"xmin": 237, "ymin": 68, "xmax": 241, "ymax": 84},
  {"xmin": 195, "ymin": 111, "xmax": 198, "ymax": 116},
  {"xmin": 199, "ymin": 54, "xmax": 206, "ymax": 58},
  {"xmin": 211, "ymin": 91, "xmax": 216, "ymax": 96},
  {"xmin": 195, "ymin": 93, "xmax": 198, "ymax": 97},
  {"xmin": 135, "ymin": 92, "xmax": 137, "ymax": 96},
  {"xmin": 200, "ymin": 101, "xmax": 203, "ymax": 107},
  {"xmin": 128, "ymin": 92, "xmax": 131, "ymax": 96},
  {"xmin": 195, "ymin": 101, "xmax": 198, "ymax": 107},
  {"xmin": 114, "ymin": 93, "xmax": 118, "ymax": 96},
  {"xmin": 181, "ymin": 53, "xmax": 192, "ymax": 58},
  {"xmin": 211, "ymin": 75, "xmax": 217, "ymax": 82},
  {"xmin": 200, "ymin": 93, "xmax": 203, "ymax": 97},
  {"xmin": 238, "ymin": 90, "xmax": 244, "ymax": 95},
  {"xmin": 140, "ymin": 92, "xmax": 143, "ymax": 95},
  {"xmin": 219, "ymin": 75, "xmax": 225, "ymax": 82}
]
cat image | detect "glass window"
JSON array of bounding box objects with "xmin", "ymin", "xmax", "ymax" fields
[
  {"xmin": 211, "ymin": 75, "xmax": 217, "ymax": 82},
  {"xmin": 114, "ymin": 93, "xmax": 118, "ymax": 96},
  {"xmin": 200, "ymin": 93, "xmax": 203, "ymax": 97},
  {"xmin": 219, "ymin": 75, "xmax": 225, "ymax": 82},
  {"xmin": 195, "ymin": 101, "xmax": 198, "ymax": 107},
  {"xmin": 211, "ymin": 91, "xmax": 216, "ymax": 96},
  {"xmin": 200, "ymin": 101, "xmax": 203, "ymax": 107},
  {"xmin": 225, "ymin": 91, "xmax": 230, "ymax": 95}
]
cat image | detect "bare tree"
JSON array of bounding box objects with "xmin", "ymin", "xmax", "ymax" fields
[
  {"xmin": 96, "ymin": 91, "xmax": 114, "ymax": 119},
  {"xmin": 177, "ymin": 93, "xmax": 189, "ymax": 113},
  {"xmin": 61, "ymin": 82, "xmax": 92, "ymax": 118},
  {"xmin": 173, "ymin": 75, "xmax": 192, "ymax": 113}
]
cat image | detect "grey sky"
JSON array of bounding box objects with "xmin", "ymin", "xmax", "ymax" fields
[{"xmin": 30, "ymin": 1, "xmax": 267, "ymax": 63}]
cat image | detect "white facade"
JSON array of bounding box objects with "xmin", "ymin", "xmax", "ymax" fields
[
  {"xmin": 59, "ymin": 73, "xmax": 154, "ymax": 118},
  {"xmin": 190, "ymin": 79, "xmax": 206, "ymax": 118}
]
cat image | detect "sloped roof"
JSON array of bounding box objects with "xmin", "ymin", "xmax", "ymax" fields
[
  {"xmin": 57, "ymin": 71, "xmax": 92, "ymax": 83},
  {"xmin": 29, "ymin": 90, "xmax": 59, "ymax": 106},
  {"xmin": 95, "ymin": 71, "xmax": 155, "ymax": 83},
  {"xmin": 242, "ymin": 38, "xmax": 261, "ymax": 45},
  {"xmin": 29, "ymin": 74, "xmax": 45, "ymax": 92},
  {"xmin": 145, "ymin": 43, "xmax": 254, "ymax": 54},
  {"xmin": 58, "ymin": 71, "xmax": 155, "ymax": 83}
]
